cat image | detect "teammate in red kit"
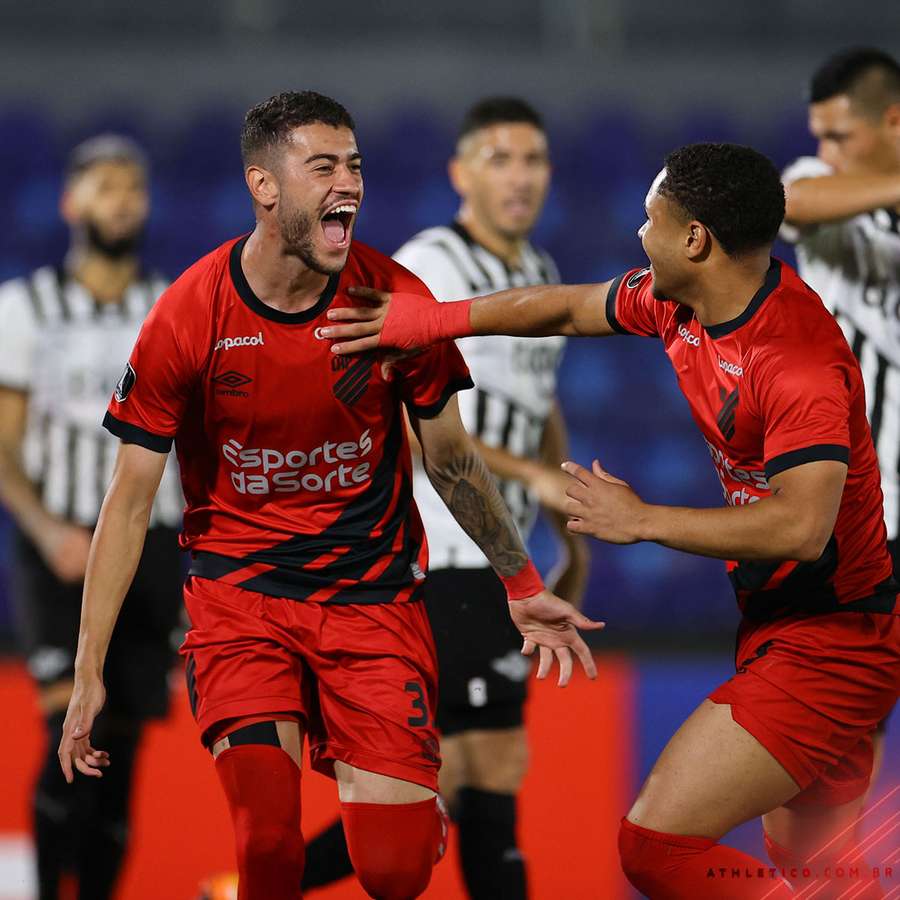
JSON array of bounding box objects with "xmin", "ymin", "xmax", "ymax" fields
[
  {"xmin": 55, "ymin": 91, "xmax": 600, "ymax": 900},
  {"xmin": 325, "ymin": 143, "xmax": 900, "ymax": 899}
]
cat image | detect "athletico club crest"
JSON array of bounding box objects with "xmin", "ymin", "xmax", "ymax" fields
[{"xmin": 115, "ymin": 363, "xmax": 136, "ymax": 402}]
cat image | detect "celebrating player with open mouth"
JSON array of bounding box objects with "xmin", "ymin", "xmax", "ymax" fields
[
  {"xmin": 323, "ymin": 142, "xmax": 900, "ymax": 899},
  {"xmin": 56, "ymin": 91, "xmax": 600, "ymax": 900}
]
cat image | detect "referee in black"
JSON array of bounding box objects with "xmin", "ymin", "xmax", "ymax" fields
[{"xmin": 0, "ymin": 136, "xmax": 184, "ymax": 900}]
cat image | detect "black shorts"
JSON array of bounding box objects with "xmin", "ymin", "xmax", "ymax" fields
[
  {"xmin": 13, "ymin": 526, "xmax": 185, "ymax": 721},
  {"xmin": 424, "ymin": 567, "xmax": 530, "ymax": 736}
]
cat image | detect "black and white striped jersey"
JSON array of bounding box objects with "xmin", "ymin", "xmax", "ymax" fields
[
  {"xmin": 782, "ymin": 157, "xmax": 900, "ymax": 540},
  {"xmin": 0, "ymin": 266, "xmax": 183, "ymax": 529},
  {"xmin": 394, "ymin": 222, "xmax": 566, "ymax": 569}
]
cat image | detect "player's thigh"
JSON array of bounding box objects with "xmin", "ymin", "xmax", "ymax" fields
[
  {"xmin": 762, "ymin": 796, "xmax": 866, "ymax": 860},
  {"xmin": 627, "ymin": 699, "xmax": 800, "ymax": 838},
  {"xmin": 310, "ymin": 600, "xmax": 441, "ymax": 793},
  {"xmin": 437, "ymin": 733, "xmax": 469, "ymax": 805},
  {"xmin": 181, "ymin": 577, "xmax": 309, "ymax": 746},
  {"xmin": 335, "ymin": 760, "xmax": 435, "ymax": 804},
  {"xmin": 460, "ymin": 726, "xmax": 529, "ymax": 794},
  {"xmin": 211, "ymin": 718, "xmax": 305, "ymax": 769}
]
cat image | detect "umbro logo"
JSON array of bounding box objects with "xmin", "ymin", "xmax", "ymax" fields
[
  {"xmin": 213, "ymin": 370, "xmax": 252, "ymax": 398},
  {"xmin": 717, "ymin": 386, "xmax": 739, "ymax": 441}
]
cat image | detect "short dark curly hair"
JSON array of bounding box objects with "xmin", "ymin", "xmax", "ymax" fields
[
  {"xmin": 809, "ymin": 48, "xmax": 900, "ymax": 119},
  {"xmin": 241, "ymin": 91, "xmax": 356, "ymax": 165},
  {"xmin": 458, "ymin": 97, "xmax": 544, "ymax": 144},
  {"xmin": 657, "ymin": 143, "xmax": 785, "ymax": 257}
]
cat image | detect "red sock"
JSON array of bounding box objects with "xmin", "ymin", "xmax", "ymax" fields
[
  {"xmin": 341, "ymin": 798, "xmax": 442, "ymax": 900},
  {"xmin": 215, "ymin": 745, "xmax": 304, "ymax": 900},
  {"xmin": 765, "ymin": 831, "xmax": 886, "ymax": 899},
  {"xmin": 619, "ymin": 818, "xmax": 793, "ymax": 899}
]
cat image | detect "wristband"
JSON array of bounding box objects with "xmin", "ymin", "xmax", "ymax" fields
[
  {"xmin": 435, "ymin": 297, "xmax": 475, "ymax": 341},
  {"xmin": 381, "ymin": 295, "xmax": 474, "ymax": 351},
  {"xmin": 500, "ymin": 560, "xmax": 545, "ymax": 601}
]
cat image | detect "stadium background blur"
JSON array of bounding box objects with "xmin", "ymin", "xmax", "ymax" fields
[{"xmin": 0, "ymin": 3, "xmax": 897, "ymax": 897}]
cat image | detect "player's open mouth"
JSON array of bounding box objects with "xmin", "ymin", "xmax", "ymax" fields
[{"xmin": 320, "ymin": 204, "xmax": 357, "ymax": 249}]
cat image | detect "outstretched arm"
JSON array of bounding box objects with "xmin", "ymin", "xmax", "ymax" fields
[
  {"xmin": 411, "ymin": 396, "xmax": 603, "ymax": 685},
  {"xmin": 58, "ymin": 441, "xmax": 168, "ymax": 782},
  {"xmin": 323, "ymin": 279, "xmax": 617, "ymax": 355},
  {"xmin": 785, "ymin": 173, "xmax": 900, "ymax": 227}
]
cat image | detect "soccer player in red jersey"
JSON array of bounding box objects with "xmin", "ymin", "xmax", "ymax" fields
[
  {"xmin": 55, "ymin": 92, "xmax": 600, "ymax": 900},
  {"xmin": 324, "ymin": 143, "xmax": 900, "ymax": 899}
]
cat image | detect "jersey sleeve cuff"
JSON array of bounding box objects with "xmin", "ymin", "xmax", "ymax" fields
[
  {"xmin": 605, "ymin": 275, "xmax": 632, "ymax": 336},
  {"xmin": 406, "ymin": 375, "xmax": 475, "ymax": 420},
  {"xmin": 764, "ymin": 443, "xmax": 849, "ymax": 479},
  {"xmin": 103, "ymin": 411, "xmax": 173, "ymax": 453}
]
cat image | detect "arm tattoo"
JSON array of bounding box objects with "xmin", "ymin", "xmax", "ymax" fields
[{"xmin": 426, "ymin": 448, "xmax": 528, "ymax": 577}]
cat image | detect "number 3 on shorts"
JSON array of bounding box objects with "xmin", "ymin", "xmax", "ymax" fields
[{"xmin": 404, "ymin": 681, "xmax": 429, "ymax": 727}]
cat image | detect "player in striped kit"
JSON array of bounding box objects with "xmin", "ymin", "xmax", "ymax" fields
[
  {"xmin": 0, "ymin": 136, "xmax": 183, "ymax": 900},
  {"xmin": 781, "ymin": 46, "xmax": 900, "ymax": 779},
  {"xmin": 302, "ymin": 98, "xmax": 588, "ymax": 900}
]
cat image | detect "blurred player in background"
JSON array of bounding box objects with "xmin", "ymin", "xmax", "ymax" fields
[
  {"xmin": 325, "ymin": 142, "xmax": 900, "ymax": 898},
  {"xmin": 781, "ymin": 47, "xmax": 900, "ymax": 780},
  {"xmin": 0, "ymin": 136, "xmax": 184, "ymax": 899},
  {"xmin": 302, "ymin": 97, "xmax": 588, "ymax": 900},
  {"xmin": 56, "ymin": 91, "xmax": 599, "ymax": 900}
]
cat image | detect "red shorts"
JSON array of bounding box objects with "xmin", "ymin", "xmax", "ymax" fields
[
  {"xmin": 180, "ymin": 576, "xmax": 441, "ymax": 791},
  {"xmin": 710, "ymin": 611, "xmax": 900, "ymax": 808}
]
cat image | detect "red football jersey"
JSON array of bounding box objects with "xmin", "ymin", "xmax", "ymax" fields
[
  {"xmin": 607, "ymin": 259, "xmax": 898, "ymax": 621},
  {"xmin": 105, "ymin": 235, "xmax": 473, "ymax": 604}
]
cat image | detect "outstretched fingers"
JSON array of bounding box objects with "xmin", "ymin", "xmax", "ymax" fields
[
  {"xmin": 537, "ymin": 645, "xmax": 553, "ymax": 680},
  {"xmin": 561, "ymin": 460, "xmax": 595, "ymax": 487},
  {"xmin": 555, "ymin": 646, "xmax": 573, "ymax": 687},
  {"xmin": 330, "ymin": 335, "xmax": 381, "ymax": 355},
  {"xmin": 326, "ymin": 306, "xmax": 383, "ymax": 323},
  {"xmin": 570, "ymin": 633, "xmax": 598, "ymax": 680}
]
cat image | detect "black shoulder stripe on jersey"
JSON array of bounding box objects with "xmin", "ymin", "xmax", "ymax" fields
[
  {"xmin": 449, "ymin": 221, "xmax": 497, "ymax": 288},
  {"xmin": 764, "ymin": 443, "xmax": 849, "ymax": 480},
  {"xmin": 406, "ymin": 375, "xmax": 475, "ymax": 420},
  {"xmin": 102, "ymin": 411, "xmax": 173, "ymax": 453},
  {"xmin": 604, "ymin": 275, "xmax": 632, "ymax": 336}
]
